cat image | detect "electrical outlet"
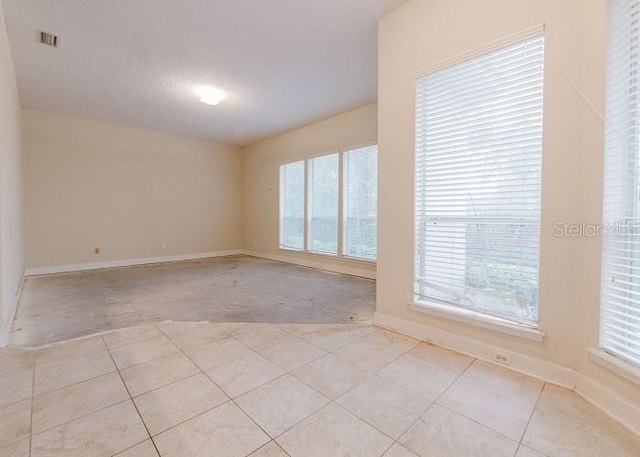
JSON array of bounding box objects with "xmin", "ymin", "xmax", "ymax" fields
[
  {"xmin": 94, "ymin": 247, "xmax": 100, "ymax": 255},
  {"xmin": 494, "ymin": 353, "xmax": 510, "ymax": 365},
  {"xmin": 162, "ymin": 243, "xmax": 167, "ymax": 250}
]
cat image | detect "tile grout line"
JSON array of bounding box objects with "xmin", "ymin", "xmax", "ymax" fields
[
  {"xmin": 157, "ymin": 323, "xmax": 407, "ymax": 452},
  {"xmin": 36, "ymin": 327, "xmax": 470, "ymax": 435},
  {"xmin": 329, "ymin": 330, "xmax": 419, "ymax": 371},
  {"xmin": 262, "ymin": 330, "xmax": 460, "ymax": 455},
  {"xmin": 327, "ymin": 331, "xmax": 436, "ymax": 398},
  {"xmin": 154, "ymin": 323, "xmax": 279, "ymax": 456},
  {"xmin": 252, "ymin": 440, "xmax": 291, "ymax": 457},
  {"xmin": 30, "ymin": 397, "xmax": 131, "ymax": 437},
  {"xmin": 101, "ymin": 334, "xmax": 162, "ymax": 457},
  {"xmin": 31, "ymin": 368, "xmax": 119, "ymax": 401},
  {"xmin": 30, "ymin": 336, "xmax": 116, "ymax": 398},
  {"xmin": 513, "ymin": 381, "xmax": 547, "ymax": 457},
  {"xmin": 268, "ymin": 327, "xmax": 450, "ymax": 454},
  {"xmin": 394, "ymin": 359, "xmax": 479, "ymax": 453},
  {"xmin": 28, "ymin": 328, "xmax": 439, "ymax": 456},
  {"xmin": 20, "ymin": 322, "xmax": 558, "ymax": 457},
  {"xmin": 24, "ymin": 321, "xmax": 365, "ymax": 410},
  {"xmin": 29, "ymin": 335, "xmax": 109, "ymax": 364},
  {"xmin": 277, "ymin": 322, "xmax": 376, "ymax": 353},
  {"xmin": 27, "ymin": 329, "xmax": 145, "ymax": 440},
  {"xmin": 29, "ymin": 353, "xmax": 35, "ymax": 457},
  {"xmin": 390, "ymin": 356, "xmax": 477, "ymax": 455},
  {"xmin": 245, "ymin": 328, "xmax": 426, "ymax": 450},
  {"xmin": 377, "ymin": 349, "xmax": 546, "ymax": 453},
  {"xmin": 128, "ymin": 369, "xmax": 201, "ymax": 400},
  {"xmin": 432, "ymin": 359, "xmax": 546, "ymax": 451}
]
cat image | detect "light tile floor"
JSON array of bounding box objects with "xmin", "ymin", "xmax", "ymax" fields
[{"xmin": 1, "ymin": 322, "xmax": 639, "ymax": 457}]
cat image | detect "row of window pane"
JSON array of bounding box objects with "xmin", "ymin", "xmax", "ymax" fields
[{"xmin": 279, "ymin": 146, "xmax": 378, "ymax": 259}]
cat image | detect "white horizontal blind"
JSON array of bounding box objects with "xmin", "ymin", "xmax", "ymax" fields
[
  {"xmin": 601, "ymin": 0, "xmax": 640, "ymax": 366},
  {"xmin": 308, "ymin": 153, "xmax": 339, "ymax": 254},
  {"xmin": 343, "ymin": 145, "xmax": 378, "ymax": 260},
  {"xmin": 414, "ymin": 34, "xmax": 544, "ymax": 325},
  {"xmin": 279, "ymin": 160, "xmax": 305, "ymax": 250}
]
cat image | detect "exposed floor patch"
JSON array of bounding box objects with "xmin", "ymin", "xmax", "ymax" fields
[{"xmin": 10, "ymin": 255, "xmax": 375, "ymax": 347}]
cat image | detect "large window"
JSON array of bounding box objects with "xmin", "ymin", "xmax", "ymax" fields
[
  {"xmin": 600, "ymin": 0, "xmax": 640, "ymax": 366},
  {"xmin": 414, "ymin": 34, "xmax": 545, "ymax": 325},
  {"xmin": 279, "ymin": 146, "xmax": 378, "ymax": 260}
]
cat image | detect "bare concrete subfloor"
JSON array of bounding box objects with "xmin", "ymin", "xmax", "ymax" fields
[{"xmin": 9, "ymin": 255, "xmax": 375, "ymax": 347}]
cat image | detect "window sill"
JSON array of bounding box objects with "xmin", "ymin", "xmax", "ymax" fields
[
  {"xmin": 588, "ymin": 348, "xmax": 640, "ymax": 386},
  {"xmin": 409, "ymin": 300, "xmax": 545, "ymax": 342},
  {"xmin": 279, "ymin": 246, "xmax": 304, "ymax": 253},
  {"xmin": 277, "ymin": 247, "xmax": 376, "ymax": 264},
  {"xmin": 342, "ymin": 255, "xmax": 377, "ymax": 264}
]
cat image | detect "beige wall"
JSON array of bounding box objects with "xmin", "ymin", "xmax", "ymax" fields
[
  {"xmin": 378, "ymin": 0, "xmax": 640, "ymax": 413},
  {"xmin": 23, "ymin": 110, "xmax": 243, "ymax": 269},
  {"xmin": 242, "ymin": 104, "xmax": 377, "ymax": 278},
  {"xmin": 0, "ymin": 2, "xmax": 24, "ymax": 338}
]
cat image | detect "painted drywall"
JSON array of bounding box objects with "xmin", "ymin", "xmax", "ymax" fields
[
  {"xmin": 23, "ymin": 109, "xmax": 243, "ymax": 269},
  {"xmin": 0, "ymin": 1, "xmax": 24, "ymax": 340},
  {"xmin": 243, "ymin": 103, "xmax": 377, "ymax": 278},
  {"xmin": 377, "ymin": 0, "xmax": 640, "ymax": 412}
]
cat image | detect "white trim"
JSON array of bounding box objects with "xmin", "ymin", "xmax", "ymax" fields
[
  {"xmin": 375, "ymin": 311, "xmax": 572, "ymax": 387},
  {"xmin": 576, "ymin": 372, "xmax": 640, "ymax": 436},
  {"xmin": 279, "ymin": 247, "xmax": 377, "ymax": 264},
  {"xmin": 374, "ymin": 311, "xmax": 640, "ymax": 435},
  {"xmin": 25, "ymin": 250, "xmax": 243, "ymax": 276},
  {"xmin": 415, "ymin": 23, "xmax": 545, "ymax": 78},
  {"xmin": 278, "ymin": 247, "xmax": 376, "ymax": 265},
  {"xmin": 341, "ymin": 254, "xmax": 376, "ymax": 264},
  {"xmin": 588, "ymin": 348, "xmax": 640, "ymax": 386},
  {"xmin": 0, "ymin": 331, "xmax": 9, "ymax": 347},
  {"xmin": 0, "ymin": 269, "xmax": 25, "ymax": 347},
  {"xmin": 410, "ymin": 301, "xmax": 545, "ymax": 342},
  {"xmin": 244, "ymin": 250, "xmax": 376, "ymax": 280}
]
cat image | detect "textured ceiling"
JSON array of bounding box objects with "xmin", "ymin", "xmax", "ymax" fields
[{"xmin": 2, "ymin": 0, "xmax": 407, "ymax": 145}]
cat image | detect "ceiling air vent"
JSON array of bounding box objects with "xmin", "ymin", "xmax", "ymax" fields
[{"xmin": 38, "ymin": 31, "xmax": 58, "ymax": 47}]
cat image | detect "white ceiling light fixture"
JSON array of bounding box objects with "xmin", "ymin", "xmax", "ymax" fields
[
  {"xmin": 194, "ymin": 85, "xmax": 226, "ymax": 106},
  {"xmin": 3, "ymin": 0, "xmax": 402, "ymax": 144}
]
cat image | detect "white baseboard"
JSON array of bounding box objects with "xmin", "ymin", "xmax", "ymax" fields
[
  {"xmin": 25, "ymin": 250, "xmax": 244, "ymax": 276},
  {"xmin": 243, "ymin": 250, "xmax": 376, "ymax": 280},
  {"xmin": 576, "ymin": 373, "xmax": 640, "ymax": 435},
  {"xmin": 0, "ymin": 269, "xmax": 26, "ymax": 347},
  {"xmin": 374, "ymin": 311, "xmax": 574, "ymax": 387},
  {"xmin": 374, "ymin": 311, "xmax": 640, "ymax": 435}
]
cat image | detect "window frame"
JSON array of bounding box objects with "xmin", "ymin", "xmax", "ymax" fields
[
  {"xmin": 412, "ymin": 29, "xmax": 545, "ymax": 332},
  {"xmin": 278, "ymin": 159, "xmax": 306, "ymax": 251},
  {"xmin": 307, "ymin": 152, "xmax": 340, "ymax": 255},
  {"xmin": 342, "ymin": 144, "xmax": 379, "ymax": 261},
  {"xmin": 277, "ymin": 141, "xmax": 378, "ymax": 263},
  {"xmin": 599, "ymin": 0, "xmax": 640, "ymax": 371}
]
